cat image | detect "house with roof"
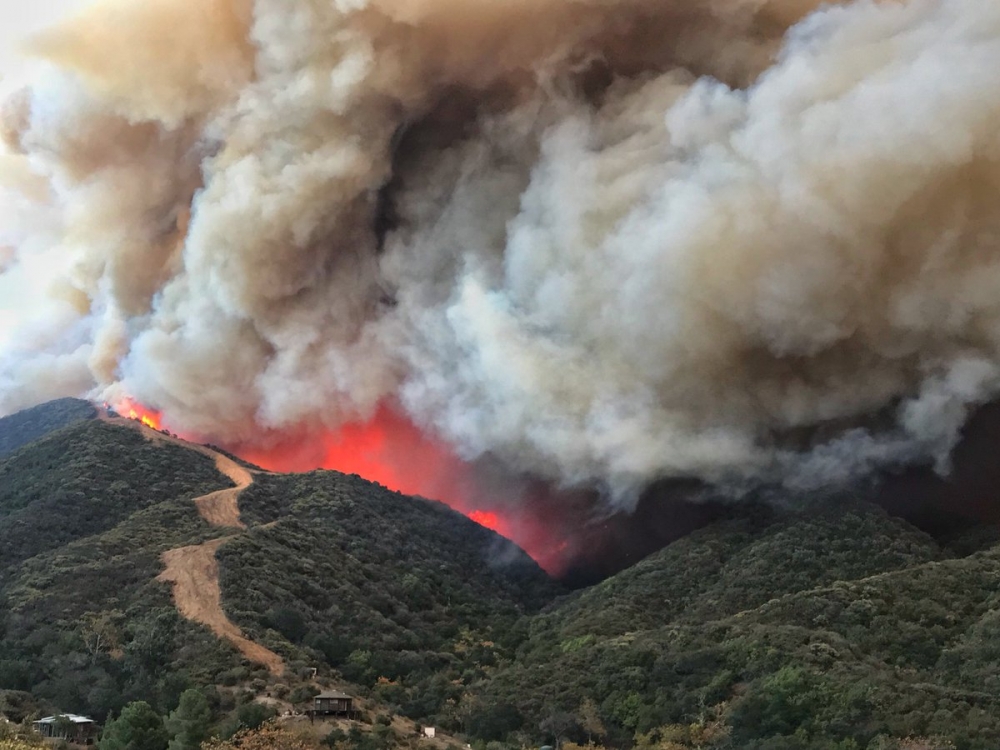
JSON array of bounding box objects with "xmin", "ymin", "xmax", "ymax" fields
[
  {"xmin": 32, "ymin": 714, "xmax": 99, "ymax": 745},
  {"xmin": 312, "ymin": 690, "xmax": 354, "ymax": 717}
]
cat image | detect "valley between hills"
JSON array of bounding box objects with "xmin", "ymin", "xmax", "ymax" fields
[{"xmin": 3, "ymin": 400, "xmax": 1000, "ymax": 749}]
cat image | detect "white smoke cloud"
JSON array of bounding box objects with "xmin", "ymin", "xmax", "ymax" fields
[{"xmin": 3, "ymin": 0, "xmax": 1000, "ymax": 505}]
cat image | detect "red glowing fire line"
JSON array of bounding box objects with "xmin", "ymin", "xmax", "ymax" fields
[
  {"xmin": 468, "ymin": 510, "xmax": 502, "ymax": 532},
  {"xmin": 238, "ymin": 406, "xmax": 570, "ymax": 573},
  {"xmin": 110, "ymin": 398, "xmax": 163, "ymax": 431},
  {"xmin": 108, "ymin": 399, "xmax": 569, "ymax": 574}
]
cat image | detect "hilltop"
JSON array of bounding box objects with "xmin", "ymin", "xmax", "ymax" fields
[{"xmin": 0, "ymin": 398, "xmax": 96, "ymax": 458}]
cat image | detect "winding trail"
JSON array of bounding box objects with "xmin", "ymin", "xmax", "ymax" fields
[
  {"xmin": 194, "ymin": 453, "xmax": 251, "ymax": 529},
  {"xmin": 158, "ymin": 539, "xmax": 284, "ymax": 675},
  {"xmin": 106, "ymin": 413, "xmax": 284, "ymax": 675}
]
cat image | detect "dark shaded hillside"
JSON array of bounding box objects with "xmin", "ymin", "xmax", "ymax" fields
[
  {"xmin": 469, "ymin": 504, "xmax": 1000, "ymax": 750},
  {"xmin": 0, "ymin": 419, "xmax": 228, "ymax": 573},
  {"xmin": 0, "ymin": 421, "xmax": 244, "ymax": 721},
  {"xmin": 561, "ymin": 400, "xmax": 1000, "ymax": 587},
  {"xmin": 525, "ymin": 504, "xmax": 942, "ymax": 641},
  {"xmin": 0, "ymin": 398, "xmax": 96, "ymax": 458},
  {"xmin": 218, "ymin": 471, "xmax": 562, "ymax": 724}
]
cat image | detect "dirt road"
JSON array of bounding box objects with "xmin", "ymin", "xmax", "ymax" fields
[
  {"xmin": 195, "ymin": 454, "xmax": 250, "ymax": 529},
  {"xmin": 103, "ymin": 414, "xmax": 252, "ymax": 528},
  {"xmin": 106, "ymin": 413, "xmax": 284, "ymax": 675},
  {"xmin": 158, "ymin": 539, "xmax": 284, "ymax": 675}
]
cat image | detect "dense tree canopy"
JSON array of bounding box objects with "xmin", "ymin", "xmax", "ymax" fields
[
  {"xmin": 166, "ymin": 690, "xmax": 212, "ymax": 750},
  {"xmin": 99, "ymin": 701, "xmax": 169, "ymax": 750},
  {"xmin": 0, "ymin": 398, "xmax": 95, "ymax": 459}
]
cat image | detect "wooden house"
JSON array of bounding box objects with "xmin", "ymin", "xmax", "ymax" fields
[
  {"xmin": 32, "ymin": 714, "xmax": 99, "ymax": 745},
  {"xmin": 313, "ymin": 691, "xmax": 354, "ymax": 717}
]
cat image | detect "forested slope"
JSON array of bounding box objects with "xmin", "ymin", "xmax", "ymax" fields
[
  {"xmin": 217, "ymin": 471, "xmax": 561, "ymax": 725},
  {"xmin": 469, "ymin": 505, "xmax": 1000, "ymax": 750},
  {"xmin": 5, "ymin": 402, "xmax": 1000, "ymax": 750},
  {"xmin": 0, "ymin": 414, "xmax": 560, "ymax": 739},
  {"xmin": 0, "ymin": 419, "xmax": 241, "ymax": 719},
  {"xmin": 0, "ymin": 398, "xmax": 95, "ymax": 458}
]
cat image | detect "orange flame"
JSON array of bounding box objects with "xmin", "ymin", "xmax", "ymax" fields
[
  {"xmin": 468, "ymin": 510, "xmax": 502, "ymax": 532},
  {"xmin": 114, "ymin": 397, "xmax": 163, "ymax": 432},
  {"xmin": 237, "ymin": 405, "xmax": 574, "ymax": 574},
  {"xmin": 111, "ymin": 398, "xmax": 574, "ymax": 574}
]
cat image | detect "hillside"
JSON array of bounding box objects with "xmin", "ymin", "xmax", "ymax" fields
[
  {"xmin": 0, "ymin": 398, "xmax": 96, "ymax": 458},
  {"xmin": 470, "ymin": 505, "xmax": 1000, "ymax": 749},
  {"xmin": 0, "ymin": 417, "xmax": 247, "ymax": 719},
  {"xmin": 216, "ymin": 471, "xmax": 560, "ymax": 725},
  {"xmin": 0, "ymin": 403, "xmax": 560, "ymax": 743},
  {"xmin": 0, "ymin": 419, "xmax": 227, "ymax": 575},
  {"xmin": 5, "ymin": 401, "xmax": 1000, "ymax": 750}
]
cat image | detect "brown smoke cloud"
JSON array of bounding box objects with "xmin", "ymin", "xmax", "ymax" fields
[{"xmin": 2, "ymin": 0, "xmax": 1000, "ymax": 507}]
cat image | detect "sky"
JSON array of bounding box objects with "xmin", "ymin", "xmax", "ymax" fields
[{"xmin": 0, "ymin": 0, "xmax": 89, "ymax": 89}]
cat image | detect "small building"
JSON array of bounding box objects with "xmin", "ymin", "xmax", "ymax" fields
[
  {"xmin": 313, "ymin": 691, "xmax": 354, "ymax": 717},
  {"xmin": 423, "ymin": 727, "xmax": 436, "ymax": 738},
  {"xmin": 32, "ymin": 714, "xmax": 99, "ymax": 745}
]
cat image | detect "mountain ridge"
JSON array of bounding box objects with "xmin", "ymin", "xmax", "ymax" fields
[{"xmin": 0, "ymin": 398, "xmax": 97, "ymax": 459}]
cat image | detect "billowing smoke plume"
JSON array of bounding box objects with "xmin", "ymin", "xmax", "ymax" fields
[{"xmin": 3, "ymin": 0, "xmax": 1000, "ymax": 508}]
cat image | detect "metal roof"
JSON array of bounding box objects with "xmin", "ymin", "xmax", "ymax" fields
[
  {"xmin": 35, "ymin": 715, "xmax": 95, "ymax": 724},
  {"xmin": 315, "ymin": 691, "xmax": 352, "ymax": 700}
]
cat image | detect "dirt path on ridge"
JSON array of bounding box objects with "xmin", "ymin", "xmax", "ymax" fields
[
  {"xmin": 101, "ymin": 414, "xmax": 253, "ymax": 528},
  {"xmin": 194, "ymin": 453, "xmax": 251, "ymax": 529},
  {"xmin": 158, "ymin": 540, "xmax": 284, "ymax": 675},
  {"xmin": 102, "ymin": 412, "xmax": 284, "ymax": 675}
]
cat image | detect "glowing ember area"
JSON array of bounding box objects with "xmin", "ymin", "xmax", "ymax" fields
[
  {"xmin": 137, "ymin": 412, "xmax": 160, "ymax": 430},
  {"xmin": 468, "ymin": 510, "xmax": 502, "ymax": 532},
  {"xmin": 105, "ymin": 398, "xmax": 572, "ymax": 573},
  {"xmin": 111, "ymin": 398, "xmax": 164, "ymax": 432},
  {"xmin": 236, "ymin": 405, "xmax": 573, "ymax": 574}
]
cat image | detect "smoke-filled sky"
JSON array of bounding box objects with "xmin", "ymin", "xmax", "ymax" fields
[
  {"xmin": 3, "ymin": 0, "xmax": 1000, "ymax": 513},
  {"xmin": 0, "ymin": 0, "xmax": 87, "ymax": 82}
]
